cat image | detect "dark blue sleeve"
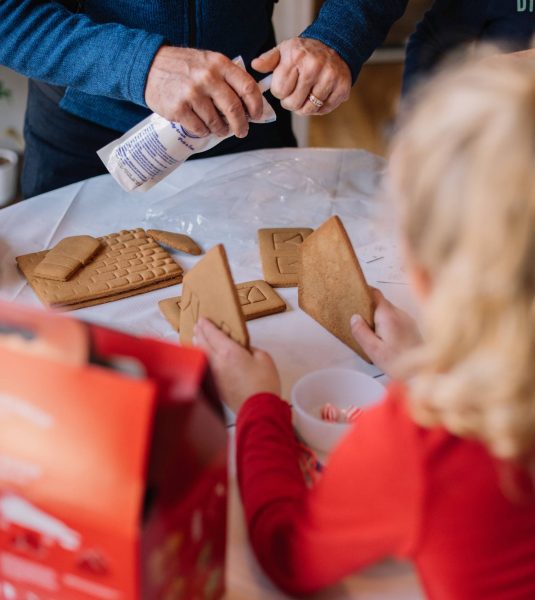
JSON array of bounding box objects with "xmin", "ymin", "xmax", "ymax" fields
[
  {"xmin": 0, "ymin": 0, "xmax": 165, "ymax": 106},
  {"xmin": 301, "ymin": 0, "xmax": 409, "ymax": 82}
]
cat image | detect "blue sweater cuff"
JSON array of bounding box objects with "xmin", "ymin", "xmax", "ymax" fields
[
  {"xmin": 301, "ymin": 0, "xmax": 408, "ymax": 84},
  {"xmin": 126, "ymin": 33, "xmax": 166, "ymax": 107}
]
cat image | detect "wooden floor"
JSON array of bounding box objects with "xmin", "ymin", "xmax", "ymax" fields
[{"xmin": 309, "ymin": 63, "xmax": 404, "ymax": 157}]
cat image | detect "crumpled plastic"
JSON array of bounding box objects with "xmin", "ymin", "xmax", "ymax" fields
[{"xmin": 144, "ymin": 148, "xmax": 391, "ymax": 274}]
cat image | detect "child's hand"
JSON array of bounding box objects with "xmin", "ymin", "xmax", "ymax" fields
[
  {"xmin": 351, "ymin": 288, "xmax": 422, "ymax": 377},
  {"xmin": 194, "ymin": 318, "xmax": 282, "ymax": 414}
]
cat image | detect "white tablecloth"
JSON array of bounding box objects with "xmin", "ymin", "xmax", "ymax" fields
[{"xmin": 0, "ymin": 148, "xmax": 423, "ymax": 599}]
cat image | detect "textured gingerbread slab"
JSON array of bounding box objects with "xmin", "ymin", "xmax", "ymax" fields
[
  {"xmin": 179, "ymin": 245, "xmax": 249, "ymax": 348},
  {"xmin": 258, "ymin": 227, "xmax": 313, "ymax": 287},
  {"xmin": 147, "ymin": 229, "xmax": 202, "ymax": 256},
  {"xmin": 160, "ymin": 279, "xmax": 286, "ymax": 332},
  {"xmin": 34, "ymin": 235, "xmax": 102, "ymax": 281},
  {"xmin": 17, "ymin": 229, "xmax": 183, "ymax": 310},
  {"xmin": 298, "ymin": 216, "xmax": 374, "ymax": 362}
]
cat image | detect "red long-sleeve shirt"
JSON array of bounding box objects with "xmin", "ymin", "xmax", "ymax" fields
[{"xmin": 236, "ymin": 384, "xmax": 535, "ymax": 599}]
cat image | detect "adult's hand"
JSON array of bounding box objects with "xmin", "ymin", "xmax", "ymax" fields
[
  {"xmin": 252, "ymin": 37, "xmax": 351, "ymax": 116},
  {"xmin": 508, "ymin": 48, "xmax": 535, "ymax": 61},
  {"xmin": 351, "ymin": 289, "xmax": 422, "ymax": 377},
  {"xmin": 145, "ymin": 47, "xmax": 264, "ymax": 138},
  {"xmin": 481, "ymin": 48, "xmax": 535, "ymax": 69},
  {"xmin": 194, "ymin": 318, "xmax": 282, "ymax": 414}
]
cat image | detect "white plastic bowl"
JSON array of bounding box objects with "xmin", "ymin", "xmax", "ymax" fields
[{"xmin": 292, "ymin": 368, "xmax": 385, "ymax": 454}]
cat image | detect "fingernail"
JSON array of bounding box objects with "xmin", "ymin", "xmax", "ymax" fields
[
  {"xmin": 351, "ymin": 314, "xmax": 361, "ymax": 327},
  {"xmin": 192, "ymin": 335, "xmax": 198, "ymax": 345}
]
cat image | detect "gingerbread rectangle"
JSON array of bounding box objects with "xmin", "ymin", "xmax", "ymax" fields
[
  {"xmin": 33, "ymin": 235, "xmax": 102, "ymax": 282},
  {"xmin": 160, "ymin": 280, "xmax": 286, "ymax": 333},
  {"xmin": 258, "ymin": 227, "xmax": 313, "ymax": 287},
  {"xmin": 235, "ymin": 280, "xmax": 286, "ymax": 319}
]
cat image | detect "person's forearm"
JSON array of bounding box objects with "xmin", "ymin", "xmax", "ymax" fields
[
  {"xmin": 301, "ymin": 0, "xmax": 409, "ymax": 81},
  {"xmin": 236, "ymin": 393, "xmax": 323, "ymax": 596},
  {"xmin": 0, "ymin": 0, "xmax": 165, "ymax": 106},
  {"xmin": 237, "ymin": 388, "xmax": 419, "ymax": 596}
]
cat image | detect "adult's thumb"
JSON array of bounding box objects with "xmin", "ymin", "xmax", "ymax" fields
[{"xmin": 252, "ymin": 47, "xmax": 281, "ymax": 73}]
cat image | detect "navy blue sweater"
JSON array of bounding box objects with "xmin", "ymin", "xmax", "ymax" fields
[
  {"xmin": 0, "ymin": 1, "xmax": 533, "ymax": 132},
  {"xmin": 404, "ymin": 0, "xmax": 535, "ymax": 89}
]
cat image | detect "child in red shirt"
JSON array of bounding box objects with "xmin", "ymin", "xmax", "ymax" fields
[{"xmin": 195, "ymin": 53, "xmax": 535, "ymax": 599}]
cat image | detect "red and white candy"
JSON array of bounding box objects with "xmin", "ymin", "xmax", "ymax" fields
[
  {"xmin": 345, "ymin": 406, "xmax": 362, "ymax": 423},
  {"xmin": 320, "ymin": 403, "xmax": 362, "ymax": 424},
  {"xmin": 320, "ymin": 403, "xmax": 340, "ymax": 422}
]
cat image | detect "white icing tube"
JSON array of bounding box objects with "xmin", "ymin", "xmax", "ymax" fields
[{"xmin": 98, "ymin": 58, "xmax": 275, "ymax": 193}]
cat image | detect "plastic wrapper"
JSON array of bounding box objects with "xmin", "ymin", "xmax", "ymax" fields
[
  {"xmin": 98, "ymin": 57, "xmax": 275, "ymax": 192},
  {"xmin": 143, "ymin": 148, "xmax": 391, "ymax": 281}
]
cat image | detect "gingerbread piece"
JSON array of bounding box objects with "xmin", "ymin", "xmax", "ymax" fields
[
  {"xmin": 147, "ymin": 230, "xmax": 202, "ymax": 256},
  {"xmin": 298, "ymin": 216, "xmax": 374, "ymax": 362},
  {"xmin": 33, "ymin": 235, "xmax": 102, "ymax": 281},
  {"xmin": 160, "ymin": 280, "xmax": 286, "ymax": 332},
  {"xmin": 159, "ymin": 297, "xmax": 182, "ymax": 332},
  {"xmin": 179, "ymin": 245, "xmax": 249, "ymax": 348},
  {"xmin": 236, "ymin": 280, "xmax": 286, "ymax": 319},
  {"xmin": 258, "ymin": 227, "xmax": 313, "ymax": 287},
  {"xmin": 17, "ymin": 229, "xmax": 183, "ymax": 311}
]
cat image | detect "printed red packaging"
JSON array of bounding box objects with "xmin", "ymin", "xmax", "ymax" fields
[{"xmin": 0, "ymin": 301, "xmax": 227, "ymax": 600}]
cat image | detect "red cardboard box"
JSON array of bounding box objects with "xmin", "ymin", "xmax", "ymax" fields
[{"xmin": 0, "ymin": 302, "xmax": 227, "ymax": 600}]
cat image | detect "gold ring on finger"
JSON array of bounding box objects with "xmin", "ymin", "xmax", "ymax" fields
[{"xmin": 308, "ymin": 94, "xmax": 324, "ymax": 109}]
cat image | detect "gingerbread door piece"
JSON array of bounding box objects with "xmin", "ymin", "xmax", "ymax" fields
[
  {"xmin": 160, "ymin": 280, "xmax": 285, "ymax": 334},
  {"xmin": 258, "ymin": 227, "xmax": 313, "ymax": 287}
]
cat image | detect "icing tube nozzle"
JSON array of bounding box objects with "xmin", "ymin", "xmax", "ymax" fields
[{"xmin": 258, "ymin": 74, "xmax": 273, "ymax": 94}]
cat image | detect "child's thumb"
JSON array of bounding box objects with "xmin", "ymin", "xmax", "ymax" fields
[
  {"xmin": 350, "ymin": 314, "xmax": 379, "ymax": 356},
  {"xmin": 252, "ymin": 47, "xmax": 281, "ymax": 73}
]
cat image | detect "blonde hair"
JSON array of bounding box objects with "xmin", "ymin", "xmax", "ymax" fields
[{"xmin": 389, "ymin": 50, "xmax": 535, "ymax": 462}]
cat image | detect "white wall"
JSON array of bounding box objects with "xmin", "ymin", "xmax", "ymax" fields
[
  {"xmin": 0, "ymin": 66, "xmax": 27, "ymax": 152},
  {"xmin": 273, "ymin": 0, "xmax": 314, "ymax": 44},
  {"xmin": 272, "ymin": 0, "xmax": 314, "ymax": 147}
]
